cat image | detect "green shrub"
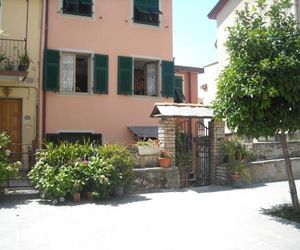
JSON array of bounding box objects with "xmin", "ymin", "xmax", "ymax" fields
[
  {"xmin": 28, "ymin": 142, "xmax": 134, "ymax": 201},
  {"xmin": 98, "ymin": 144, "xmax": 135, "ymax": 189},
  {"xmin": 0, "ymin": 132, "xmax": 20, "ymax": 189},
  {"xmin": 223, "ymin": 138, "xmax": 251, "ymax": 162}
]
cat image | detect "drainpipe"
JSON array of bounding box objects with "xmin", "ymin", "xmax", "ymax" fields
[
  {"xmin": 42, "ymin": 0, "xmax": 49, "ymax": 144},
  {"xmin": 25, "ymin": 0, "xmax": 29, "ymax": 51}
]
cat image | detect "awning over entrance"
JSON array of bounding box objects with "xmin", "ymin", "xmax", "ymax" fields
[
  {"xmin": 128, "ymin": 126, "xmax": 158, "ymax": 139},
  {"xmin": 150, "ymin": 103, "xmax": 213, "ymax": 118}
]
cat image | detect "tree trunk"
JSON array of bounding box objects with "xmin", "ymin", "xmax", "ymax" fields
[{"xmin": 279, "ymin": 131, "xmax": 300, "ymax": 212}]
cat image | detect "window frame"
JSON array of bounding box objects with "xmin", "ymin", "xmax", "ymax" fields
[
  {"xmin": 133, "ymin": 58, "xmax": 160, "ymax": 97},
  {"xmin": 132, "ymin": 0, "xmax": 162, "ymax": 27},
  {"xmin": 60, "ymin": 0, "xmax": 95, "ymax": 18},
  {"xmin": 59, "ymin": 52, "xmax": 92, "ymax": 95}
]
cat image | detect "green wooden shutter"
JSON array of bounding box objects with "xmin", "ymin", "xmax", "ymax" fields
[
  {"xmin": 44, "ymin": 49, "xmax": 60, "ymax": 91},
  {"xmin": 66, "ymin": 0, "xmax": 79, "ymax": 5},
  {"xmin": 118, "ymin": 56, "xmax": 133, "ymax": 95},
  {"xmin": 161, "ymin": 60, "xmax": 174, "ymax": 97},
  {"xmin": 174, "ymin": 76, "xmax": 185, "ymax": 103},
  {"xmin": 80, "ymin": 0, "xmax": 92, "ymax": 5},
  {"xmin": 93, "ymin": 54, "xmax": 108, "ymax": 94}
]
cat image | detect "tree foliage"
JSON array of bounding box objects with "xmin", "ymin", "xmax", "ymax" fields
[{"xmin": 214, "ymin": 0, "xmax": 300, "ymax": 138}]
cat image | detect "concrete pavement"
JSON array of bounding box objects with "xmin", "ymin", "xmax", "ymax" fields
[{"xmin": 0, "ymin": 180, "xmax": 299, "ymax": 250}]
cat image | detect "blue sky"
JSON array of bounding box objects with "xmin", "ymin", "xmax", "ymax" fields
[{"xmin": 173, "ymin": 0, "xmax": 219, "ymax": 68}]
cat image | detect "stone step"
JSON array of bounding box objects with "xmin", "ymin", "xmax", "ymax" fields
[
  {"xmin": 8, "ymin": 178, "xmax": 32, "ymax": 187},
  {"xmin": 4, "ymin": 187, "xmax": 39, "ymax": 199}
]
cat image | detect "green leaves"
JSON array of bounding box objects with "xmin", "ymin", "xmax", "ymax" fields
[
  {"xmin": 28, "ymin": 142, "xmax": 135, "ymax": 201},
  {"xmin": 214, "ymin": 0, "xmax": 300, "ymax": 138}
]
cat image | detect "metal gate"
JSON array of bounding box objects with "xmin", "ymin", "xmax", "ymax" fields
[
  {"xmin": 194, "ymin": 121, "xmax": 210, "ymax": 186},
  {"xmin": 176, "ymin": 119, "xmax": 210, "ymax": 186}
]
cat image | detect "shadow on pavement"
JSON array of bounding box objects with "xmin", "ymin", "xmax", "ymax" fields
[
  {"xmin": 0, "ymin": 196, "xmax": 38, "ymax": 210},
  {"xmin": 260, "ymin": 206, "xmax": 300, "ymax": 229},
  {"xmin": 0, "ymin": 193, "xmax": 152, "ymax": 209}
]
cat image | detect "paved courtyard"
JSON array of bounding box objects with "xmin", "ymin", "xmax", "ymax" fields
[{"xmin": 0, "ymin": 180, "xmax": 300, "ymax": 250}]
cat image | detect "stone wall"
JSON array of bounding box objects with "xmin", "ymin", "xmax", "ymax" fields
[
  {"xmin": 249, "ymin": 157, "xmax": 300, "ymax": 183},
  {"xmin": 131, "ymin": 117, "xmax": 180, "ymax": 192},
  {"xmin": 249, "ymin": 141, "xmax": 300, "ymax": 160},
  {"xmin": 158, "ymin": 118, "xmax": 176, "ymax": 166},
  {"xmin": 209, "ymin": 120, "xmax": 225, "ymax": 185},
  {"xmin": 133, "ymin": 167, "xmax": 180, "ymax": 192}
]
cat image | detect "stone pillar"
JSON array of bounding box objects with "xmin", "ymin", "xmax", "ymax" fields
[
  {"xmin": 209, "ymin": 120, "xmax": 225, "ymax": 184},
  {"xmin": 158, "ymin": 117, "xmax": 176, "ymax": 166}
]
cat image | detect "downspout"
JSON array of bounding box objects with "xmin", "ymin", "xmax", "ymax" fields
[
  {"xmin": 42, "ymin": 0, "xmax": 49, "ymax": 143},
  {"xmin": 25, "ymin": 0, "xmax": 29, "ymax": 51}
]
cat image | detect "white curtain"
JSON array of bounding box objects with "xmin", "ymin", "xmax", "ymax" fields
[
  {"xmin": 61, "ymin": 54, "xmax": 74, "ymax": 92},
  {"xmin": 146, "ymin": 63, "xmax": 157, "ymax": 96}
]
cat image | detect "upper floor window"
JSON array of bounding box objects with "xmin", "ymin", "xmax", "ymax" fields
[
  {"xmin": 118, "ymin": 56, "xmax": 174, "ymax": 98},
  {"xmin": 134, "ymin": 59, "xmax": 159, "ymax": 96},
  {"xmin": 133, "ymin": 0, "xmax": 162, "ymax": 26},
  {"xmin": 61, "ymin": 53, "xmax": 90, "ymax": 93},
  {"xmin": 62, "ymin": 0, "xmax": 93, "ymax": 17},
  {"xmin": 44, "ymin": 49, "xmax": 108, "ymax": 94}
]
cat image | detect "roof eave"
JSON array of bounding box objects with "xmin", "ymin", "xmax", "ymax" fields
[{"xmin": 208, "ymin": 0, "xmax": 228, "ymax": 20}]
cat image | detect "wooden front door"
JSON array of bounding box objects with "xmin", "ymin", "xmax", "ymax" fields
[{"xmin": 0, "ymin": 99, "xmax": 22, "ymax": 161}]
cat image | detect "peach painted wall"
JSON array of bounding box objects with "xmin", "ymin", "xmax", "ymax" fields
[{"xmin": 46, "ymin": 0, "xmax": 173, "ymax": 144}]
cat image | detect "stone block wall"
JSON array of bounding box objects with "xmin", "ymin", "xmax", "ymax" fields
[
  {"xmin": 249, "ymin": 157, "xmax": 300, "ymax": 183},
  {"xmin": 209, "ymin": 120, "xmax": 225, "ymax": 184},
  {"xmin": 131, "ymin": 117, "xmax": 180, "ymax": 192},
  {"xmin": 158, "ymin": 118, "xmax": 176, "ymax": 166},
  {"xmin": 133, "ymin": 167, "xmax": 180, "ymax": 192},
  {"xmin": 249, "ymin": 141, "xmax": 300, "ymax": 160}
]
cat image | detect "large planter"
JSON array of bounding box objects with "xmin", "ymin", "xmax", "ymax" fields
[
  {"xmin": 231, "ymin": 174, "xmax": 242, "ymax": 188},
  {"xmin": 158, "ymin": 157, "xmax": 171, "ymax": 168},
  {"xmin": 137, "ymin": 146, "xmax": 159, "ymax": 156},
  {"xmin": 73, "ymin": 193, "xmax": 81, "ymax": 202}
]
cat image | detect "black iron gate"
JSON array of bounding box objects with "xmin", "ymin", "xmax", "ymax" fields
[
  {"xmin": 194, "ymin": 121, "xmax": 210, "ymax": 186},
  {"xmin": 176, "ymin": 119, "xmax": 210, "ymax": 186}
]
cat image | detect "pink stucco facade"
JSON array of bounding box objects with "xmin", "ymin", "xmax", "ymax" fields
[{"xmin": 45, "ymin": 0, "xmax": 199, "ymax": 144}]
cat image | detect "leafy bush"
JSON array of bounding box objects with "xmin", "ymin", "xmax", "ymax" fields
[
  {"xmin": 28, "ymin": 142, "xmax": 134, "ymax": 201},
  {"xmin": 98, "ymin": 144, "xmax": 135, "ymax": 189},
  {"xmin": 0, "ymin": 132, "xmax": 20, "ymax": 189},
  {"xmin": 223, "ymin": 138, "xmax": 251, "ymax": 162}
]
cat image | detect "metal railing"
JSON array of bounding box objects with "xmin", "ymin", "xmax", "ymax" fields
[{"xmin": 0, "ymin": 38, "xmax": 27, "ymax": 71}]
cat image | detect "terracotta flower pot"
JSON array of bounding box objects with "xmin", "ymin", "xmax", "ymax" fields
[
  {"xmin": 158, "ymin": 157, "xmax": 171, "ymax": 168},
  {"xmin": 86, "ymin": 192, "xmax": 93, "ymax": 201},
  {"xmin": 231, "ymin": 174, "xmax": 242, "ymax": 188},
  {"xmin": 73, "ymin": 193, "xmax": 81, "ymax": 202}
]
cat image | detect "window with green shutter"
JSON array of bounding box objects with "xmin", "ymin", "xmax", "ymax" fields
[
  {"xmin": 161, "ymin": 60, "xmax": 174, "ymax": 97},
  {"xmin": 174, "ymin": 76, "xmax": 185, "ymax": 103},
  {"xmin": 93, "ymin": 54, "xmax": 108, "ymax": 94},
  {"xmin": 44, "ymin": 49, "xmax": 60, "ymax": 91},
  {"xmin": 133, "ymin": 0, "xmax": 162, "ymax": 26},
  {"xmin": 118, "ymin": 56, "xmax": 133, "ymax": 95},
  {"xmin": 62, "ymin": 0, "xmax": 93, "ymax": 17}
]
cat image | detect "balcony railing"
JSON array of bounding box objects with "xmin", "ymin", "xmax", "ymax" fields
[{"xmin": 0, "ymin": 38, "xmax": 27, "ymax": 73}]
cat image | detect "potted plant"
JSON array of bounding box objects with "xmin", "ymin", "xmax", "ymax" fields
[
  {"xmin": 4, "ymin": 59, "xmax": 16, "ymax": 71},
  {"xmin": 0, "ymin": 53, "xmax": 6, "ymax": 70},
  {"xmin": 158, "ymin": 149, "xmax": 172, "ymax": 168},
  {"xmin": 18, "ymin": 50, "xmax": 30, "ymax": 71},
  {"xmin": 136, "ymin": 139, "xmax": 160, "ymax": 156},
  {"xmin": 229, "ymin": 160, "xmax": 251, "ymax": 188}
]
